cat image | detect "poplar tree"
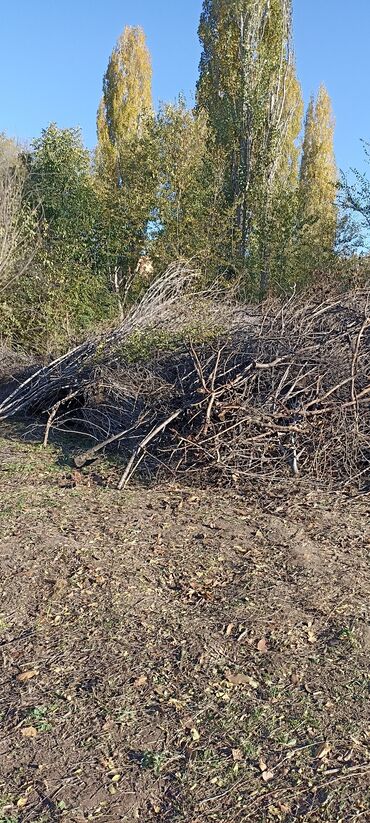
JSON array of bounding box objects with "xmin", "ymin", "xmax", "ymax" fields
[
  {"xmin": 262, "ymin": 64, "xmax": 304, "ymax": 289},
  {"xmin": 96, "ymin": 26, "xmax": 156, "ymax": 307},
  {"xmin": 298, "ymin": 85, "xmax": 337, "ymax": 280},
  {"xmin": 97, "ymin": 25, "xmax": 153, "ymax": 179},
  {"xmin": 276, "ymin": 66, "xmax": 304, "ymax": 188},
  {"xmin": 197, "ymin": 0, "xmax": 300, "ymax": 293}
]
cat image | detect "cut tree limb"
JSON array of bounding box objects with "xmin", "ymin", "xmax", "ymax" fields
[
  {"xmin": 74, "ymin": 414, "xmax": 151, "ymax": 467},
  {"xmin": 117, "ymin": 409, "xmax": 182, "ymax": 490}
]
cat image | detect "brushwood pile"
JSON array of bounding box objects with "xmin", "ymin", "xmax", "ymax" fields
[{"xmin": 0, "ymin": 267, "xmax": 369, "ymax": 491}]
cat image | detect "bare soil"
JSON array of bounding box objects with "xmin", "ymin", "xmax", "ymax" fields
[{"xmin": 0, "ymin": 426, "xmax": 369, "ymax": 822}]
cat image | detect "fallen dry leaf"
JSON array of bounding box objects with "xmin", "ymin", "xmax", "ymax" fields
[
  {"xmin": 268, "ymin": 804, "xmax": 283, "ymax": 817},
  {"xmin": 225, "ymin": 623, "xmax": 234, "ymax": 637},
  {"xmin": 21, "ymin": 726, "xmax": 38, "ymax": 738},
  {"xmin": 317, "ymin": 741, "xmax": 331, "ymax": 760},
  {"xmin": 305, "ymin": 622, "xmax": 317, "ymax": 644},
  {"xmin": 232, "ymin": 748, "xmax": 243, "ymax": 762},
  {"xmin": 226, "ymin": 671, "xmax": 247, "ymax": 686},
  {"xmin": 102, "ymin": 719, "xmax": 116, "ymax": 732},
  {"xmin": 226, "ymin": 671, "xmax": 259, "ymax": 689},
  {"xmin": 17, "ymin": 670, "xmax": 38, "ymax": 683},
  {"xmin": 168, "ymin": 698, "xmax": 184, "ymax": 710},
  {"xmin": 257, "ymin": 637, "xmax": 268, "ymax": 653},
  {"xmin": 134, "ymin": 675, "xmax": 148, "ymax": 688},
  {"xmin": 262, "ymin": 769, "xmax": 274, "ymax": 782},
  {"xmin": 182, "ymin": 716, "xmax": 195, "ymax": 730},
  {"xmin": 343, "ymin": 749, "xmax": 354, "ymax": 763}
]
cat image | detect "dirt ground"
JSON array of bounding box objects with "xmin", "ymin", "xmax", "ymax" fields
[{"xmin": 0, "ymin": 425, "xmax": 369, "ymax": 823}]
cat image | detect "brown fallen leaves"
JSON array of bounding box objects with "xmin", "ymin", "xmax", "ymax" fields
[
  {"xmin": 232, "ymin": 748, "xmax": 243, "ymax": 762},
  {"xmin": 17, "ymin": 669, "xmax": 38, "ymax": 682},
  {"xmin": 225, "ymin": 670, "xmax": 259, "ymax": 689},
  {"xmin": 261, "ymin": 769, "xmax": 275, "ymax": 782},
  {"xmin": 259, "ymin": 758, "xmax": 274, "ymax": 782},
  {"xmin": 316, "ymin": 741, "xmax": 331, "ymax": 760},
  {"xmin": 134, "ymin": 675, "xmax": 148, "ymax": 688},
  {"xmin": 305, "ymin": 622, "xmax": 318, "ymax": 644},
  {"xmin": 21, "ymin": 726, "xmax": 37, "ymax": 738}
]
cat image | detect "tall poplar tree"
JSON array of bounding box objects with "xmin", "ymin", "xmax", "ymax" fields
[
  {"xmin": 197, "ymin": 0, "xmax": 301, "ymax": 293},
  {"xmin": 298, "ymin": 85, "xmax": 337, "ymax": 280},
  {"xmin": 262, "ymin": 65, "xmax": 304, "ymax": 289},
  {"xmin": 97, "ymin": 25, "xmax": 153, "ymax": 180},
  {"xmin": 95, "ymin": 26, "xmax": 157, "ymax": 310}
]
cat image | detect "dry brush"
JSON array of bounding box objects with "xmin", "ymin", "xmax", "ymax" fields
[{"xmin": 0, "ymin": 266, "xmax": 369, "ymax": 491}]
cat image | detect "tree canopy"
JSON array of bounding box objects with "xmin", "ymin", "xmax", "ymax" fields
[{"xmin": 0, "ymin": 10, "xmax": 349, "ymax": 355}]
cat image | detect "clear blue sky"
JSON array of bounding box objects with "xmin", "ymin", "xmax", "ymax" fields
[{"xmin": 1, "ymin": 1, "xmax": 369, "ymax": 174}]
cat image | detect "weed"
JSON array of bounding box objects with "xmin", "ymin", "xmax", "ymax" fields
[
  {"xmin": 0, "ymin": 794, "xmax": 17, "ymax": 823},
  {"xmin": 116, "ymin": 708, "xmax": 137, "ymax": 725},
  {"xmin": 339, "ymin": 626, "xmax": 356, "ymax": 645},
  {"xmin": 140, "ymin": 751, "xmax": 168, "ymax": 776},
  {"xmin": 0, "ymin": 616, "xmax": 8, "ymax": 634},
  {"xmin": 26, "ymin": 705, "xmax": 55, "ymax": 733}
]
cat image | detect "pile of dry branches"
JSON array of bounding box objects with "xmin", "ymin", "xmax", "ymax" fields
[{"xmin": 0, "ymin": 266, "xmax": 369, "ymax": 491}]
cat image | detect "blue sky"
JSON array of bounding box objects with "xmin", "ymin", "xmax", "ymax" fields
[{"xmin": 1, "ymin": 1, "xmax": 369, "ymax": 174}]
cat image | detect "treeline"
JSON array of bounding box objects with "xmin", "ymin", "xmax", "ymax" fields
[{"xmin": 0, "ymin": 0, "xmax": 365, "ymax": 354}]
